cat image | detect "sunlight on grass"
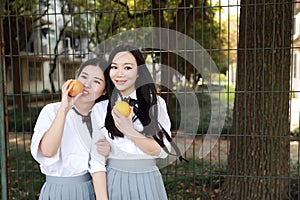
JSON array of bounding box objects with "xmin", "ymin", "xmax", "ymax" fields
[{"xmin": 213, "ymin": 85, "xmax": 235, "ymax": 103}]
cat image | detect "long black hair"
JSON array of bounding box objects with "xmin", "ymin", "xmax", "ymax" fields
[{"xmin": 105, "ymin": 45, "xmax": 163, "ymax": 139}]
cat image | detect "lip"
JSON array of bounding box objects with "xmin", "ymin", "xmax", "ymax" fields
[
  {"xmin": 82, "ymin": 89, "xmax": 89, "ymax": 95},
  {"xmin": 115, "ymin": 80, "xmax": 126, "ymax": 85}
]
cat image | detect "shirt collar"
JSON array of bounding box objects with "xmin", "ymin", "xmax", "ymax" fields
[{"xmin": 119, "ymin": 91, "xmax": 137, "ymax": 101}]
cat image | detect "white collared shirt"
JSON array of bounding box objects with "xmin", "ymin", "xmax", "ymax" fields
[
  {"xmin": 94, "ymin": 93, "xmax": 172, "ymax": 160},
  {"xmin": 30, "ymin": 102, "xmax": 106, "ymax": 177}
]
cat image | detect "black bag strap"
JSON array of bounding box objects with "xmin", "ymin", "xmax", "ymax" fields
[
  {"xmin": 124, "ymin": 96, "xmax": 188, "ymax": 162},
  {"xmin": 154, "ymin": 123, "xmax": 188, "ymax": 163}
]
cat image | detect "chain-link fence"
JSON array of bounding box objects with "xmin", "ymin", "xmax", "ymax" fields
[{"xmin": 1, "ymin": 0, "xmax": 299, "ymax": 199}]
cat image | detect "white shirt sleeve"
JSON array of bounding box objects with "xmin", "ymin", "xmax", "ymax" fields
[
  {"xmin": 30, "ymin": 103, "xmax": 61, "ymax": 166},
  {"xmin": 88, "ymin": 112, "xmax": 107, "ymax": 173}
]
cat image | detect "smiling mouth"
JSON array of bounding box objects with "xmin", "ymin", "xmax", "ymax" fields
[
  {"xmin": 115, "ymin": 80, "xmax": 126, "ymax": 85},
  {"xmin": 82, "ymin": 90, "xmax": 89, "ymax": 95}
]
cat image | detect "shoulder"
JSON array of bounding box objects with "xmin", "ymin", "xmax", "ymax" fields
[
  {"xmin": 35, "ymin": 102, "xmax": 61, "ymax": 123},
  {"xmin": 93, "ymin": 100, "xmax": 108, "ymax": 116},
  {"xmin": 93, "ymin": 100, "xmax": 108, "ymax": 126},
  {"xmin": 40, "ymin": 102, "xmax": 61, "ymax": 113},
  {"xmin": 93, "ymin": 99, "xmax": 108, "ymax": 112}
]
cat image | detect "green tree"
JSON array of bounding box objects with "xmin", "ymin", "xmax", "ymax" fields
[
  {"xmin": 220, "ymin": 1, "xmax": 293, "ymax": 198},
  {"xmin": 3, "ymin": 0, "xmax": 226, "ymax": 101},
  {"xmin": 95, "ymin": 0, "xmax": 227, "ymax": 110}
]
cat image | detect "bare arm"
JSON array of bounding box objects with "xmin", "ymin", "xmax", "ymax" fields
[
  {"xmin": 39, "ymin": 106, "xmax": 68, "ymax": 157},
  {"xmin": 92, "ymin": 171, "xmax": 108, "ymax": 200},
  {"xmin": 111, "ymin": 107, "xmax": 161, "ymax": 156},
  {"xmin": 39, "ymin": 80, "xmax": 82, "ymax": 157}
]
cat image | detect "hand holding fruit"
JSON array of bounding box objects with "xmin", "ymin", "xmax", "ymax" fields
[
  {"xmin": 112, "ymin": 101, "xmax": 136, "ymax": 136},
  {"xmin": 60, "ymin": 80, "xmax": 83, "ymax": 112}
]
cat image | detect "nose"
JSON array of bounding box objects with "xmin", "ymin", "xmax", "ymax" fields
[
  {"xmin": 83, "ymin": 79, "xmax": 92, "ymax": 88},
  {"xmin": 116, "ymin": 67, "xmax": 124, "ymax": 76}
]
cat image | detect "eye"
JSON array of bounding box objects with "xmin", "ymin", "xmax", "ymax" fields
[
  {"xmin": 94, "ymin": 80, "xmax": 101, "ymax": 84},
  {"xmin": 124, "ymin": 65, "xmax": 132, "ymax": 70},
  {"xmin": 80, "ymin": 74, "xmax": 87, "ymax": 79},
  {"xmin": 110, "ymin": 64, "xmax": 118, "ymax": 69}
]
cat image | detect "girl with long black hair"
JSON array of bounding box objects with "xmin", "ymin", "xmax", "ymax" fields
[{"xmin": 95, "ymin": 44, "xmax": 185, "ymax": 200}]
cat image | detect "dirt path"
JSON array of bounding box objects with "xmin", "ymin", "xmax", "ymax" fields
[
  {"xmin": 8, "ymin": 133, "xmax": 300, "ymax": 164},
  {"xmin": 183, "ymin": 137, "xmax": 299, "ymax": 164}
]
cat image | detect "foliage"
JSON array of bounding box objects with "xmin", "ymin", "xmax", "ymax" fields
[
  {"xmin": 6, "ymin": 133, "xmax": 44, "ymax": 199},
  {"xmin": 290, "ymin": 127, "xmax": 299, "ymax": 137},
  {"xmin": 161, "ymin": 160, "xmax": 226, "ymax": 200},
  {"xmin": 162, "ymin": 159, "xmax": 299, "ymax": 200},
  {"xmin": 289, "ymin": 162, "xmax": 300, "ymax": 199},
  {"xmin": 2, "ymin": 0, "xmax": 39, "ymax": 15},
  {"xmin": 216, "ymin": 85, "xmax": 235, "ymax": 102},
  {"xmin": 7, "ymin": 107, "xmax": 41, "ymax": 133},
  {"xmin": 3, "ymin": 132, "xmax": 299, "ymax": 199},
  {"xmin": 7, "ymin": 93, "xmax": 60, "ymax": 132},
  {"xmin": 63, "ymin": 0, "xmax": 228, "ymax": 73}
]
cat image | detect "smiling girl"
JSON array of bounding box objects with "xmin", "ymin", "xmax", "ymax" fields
[{"xmin": 95, "ymin": 45, "xmax": 176, "ymax": 200}]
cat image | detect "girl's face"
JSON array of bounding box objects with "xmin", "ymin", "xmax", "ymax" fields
[
  {"xmin": 110, "ymin": 51, "xmax": 139, "ymax": 96},
  {"xmin": 77, "ymin": 65, "xmax": 106, "ymax": 103}
]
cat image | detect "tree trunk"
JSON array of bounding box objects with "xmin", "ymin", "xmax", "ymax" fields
[
  {"xmin": 220, "ymin": 1, "xmax": 292, "ymax": 199},
  {"xmin": 4, "ymin": 16, "xmax": 28, "ymax": 112},
  {"xmin": 151, "ymin": 0, "xmax": 200, "ymax": 109}
]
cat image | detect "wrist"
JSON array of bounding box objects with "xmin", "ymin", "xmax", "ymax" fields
[
  {"xmin": 127, "ymin": 130, "xmax": 146, "ymax": 141},
  {"xmin": 58, "ymin": 105, "xmax": 69, "ymax": 116}
]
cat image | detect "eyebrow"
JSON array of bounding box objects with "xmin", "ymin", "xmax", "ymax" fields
[
  {"xmin": 111, "ymin": 62, "xmax": 134, "ymax": 66},
  {"xmin": 95, "ymin": 77, "xmax": 104, "ymax": 82},
  {"xmin": 82, "ymin": 72, "xmax": 104, "ymax": 81}
]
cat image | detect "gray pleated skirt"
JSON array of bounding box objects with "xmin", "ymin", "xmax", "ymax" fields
[
  {"xmin": 38, "ymin": 173, "xmax": 95, "ymax": 200},
  {"xmin": 107, "ymin": 159, "xmax": 168, "ymax": 200}
]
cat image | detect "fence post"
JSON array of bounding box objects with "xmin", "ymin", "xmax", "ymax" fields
[{"xmin": 0, "ymin": 1, "xmax": 8, "ymax": 199}]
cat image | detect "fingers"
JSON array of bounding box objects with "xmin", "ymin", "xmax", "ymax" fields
[
  {"xmin": 62, "ymin": 79, "xmax": 83, "ymax": 106},
  {"xmin": 73, "ymin": 93, "xmax": 83, "ymax": 102},
  {"xmin": 112, "ymin": 106, "xmax": 122, "ymax": 118},
  {"xmin": 63, "ymin": 79, "xmax": 73, "ymax": 93},
  {"xmin": 129, "ymin": 107, "xmax": 134, "ymax": 118},
  {"xmin": 96, "ymin": 139, "xmax": 110, "ymax": 157}
]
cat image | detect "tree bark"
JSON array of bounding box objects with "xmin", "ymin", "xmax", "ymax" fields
[
  {"xmin": 151, "ymin": 0, "xmax": 201, "ymax": 109},
  {"xmin": 4, "ymin": 16, "xmax": 29, "ymax": 112},
  {"xmin": 220, "ymin": 1, "xmax": 293, "ymax": 199}
]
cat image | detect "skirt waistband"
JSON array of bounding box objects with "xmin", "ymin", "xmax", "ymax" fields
[
  {"xmin": 46, "ymin": 173, "xmax": 92, "ymax": 184},
  {"xmin": 107, "ymin": 159, "xmax": 158, "ymax": 173}
]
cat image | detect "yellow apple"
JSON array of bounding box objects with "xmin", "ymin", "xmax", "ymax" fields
[
  {"xmin": 115, "ymin": 101, "xmax": 131, "ymax": 117},
  {"xmin": 67, "ymin": 80, "xmax": 84, "ymax": 97}
]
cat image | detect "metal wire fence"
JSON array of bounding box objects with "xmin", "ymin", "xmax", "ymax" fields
[{"xmin": 0, "ymin": 0, "xmax": 299, "ymax": 199}]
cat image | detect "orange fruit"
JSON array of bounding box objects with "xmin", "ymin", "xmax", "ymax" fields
[
  {"xmin": 67, "ymin": 80, "xmax": 84, "ymax": 97},
  {"xmin": 115, "ymin": 101, "xmax": 131, "ymax": 117}
]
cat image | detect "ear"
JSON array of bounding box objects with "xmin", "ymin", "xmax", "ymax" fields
[{"xmin": 102, "ymin": 89, "xmax": 107, "ymax": 95}]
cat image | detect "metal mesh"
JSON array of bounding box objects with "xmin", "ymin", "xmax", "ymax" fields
[{"xmin": 0, "ymin": 0, "xmax": 299, "ymax": 199}]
